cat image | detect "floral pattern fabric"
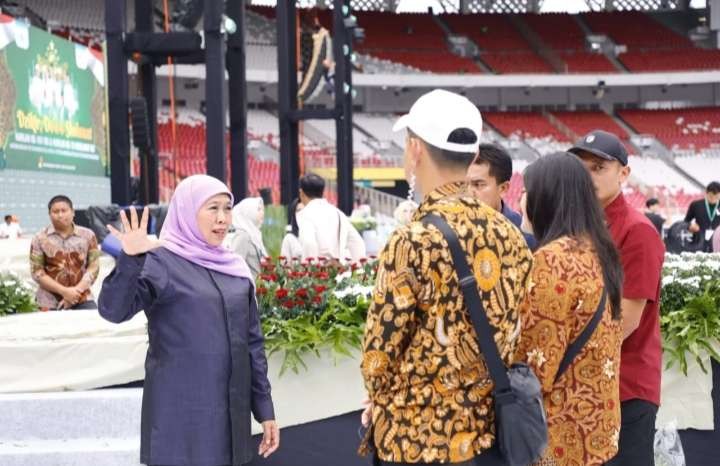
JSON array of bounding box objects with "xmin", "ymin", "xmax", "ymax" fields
[
  {"xmin": 514, "ymin": 237, "xmax": 622, "ymax": 466},
  {"xmin": 361, "ymin": 182, "xmax": 533, "ymax": 463},
  {"xmin": 30, "ymin": 224, "xmax": 99, "ymax": 309}
]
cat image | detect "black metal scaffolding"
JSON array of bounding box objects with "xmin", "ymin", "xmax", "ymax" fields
[
  {"xmin": 276, "ymin": 0, "xmax": 356, "ymax": 214},
  {"xmin": 105, "ymin": 0, "xmax": 249, "ymax": 205}
]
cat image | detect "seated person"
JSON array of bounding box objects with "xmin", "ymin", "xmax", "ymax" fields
[{"xmin": 30, "ymin": 195, "xmax": 100, "ymax": 310}]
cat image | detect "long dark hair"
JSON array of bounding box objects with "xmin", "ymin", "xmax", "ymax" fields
[
  {"xmin": 524, "ymin": 152, "xmax": 623, "ymax": 319},
  {"xmin": 288, "ymin": 198, "xmax": 301, "ymax": 238}
]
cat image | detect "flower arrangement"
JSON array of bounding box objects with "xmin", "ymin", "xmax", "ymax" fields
[
  {"xmin": 350, "ymin": 216, "xmax": 378, "ymax": 233},
  {"xmin": 660, "ymin": 253, "xmax": 720, "ymax": 375},
  {"xmin": 255, "ymin": 251, "xmax": 720, "ymax": 377},
  {"xmin": 256, "ymin": 256, "xmax": 377, "ymax": 375},
  {"xmin": 0, "ymin": 272, "xmax": 37, "ymax": 317}
]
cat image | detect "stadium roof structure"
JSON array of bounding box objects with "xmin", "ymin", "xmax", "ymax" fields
[{"xmin": 249, "ymin": 0, "xmax": 699, "ymax": 14}]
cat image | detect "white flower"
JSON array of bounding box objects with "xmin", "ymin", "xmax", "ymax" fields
[
  {"xmin": 603, "ymin": 359, "xmax": 615, "ymax": 379},
  {"xmin": 334, "ymin": 284, "xmax": 373, "ymax": 299},
  {"xmin": 526, "ymin": 348, "xmax": 547, "ymax": 368},
  {"xmin": 334, "ymin": 271, "xmax": 352, "ymax": 283}
]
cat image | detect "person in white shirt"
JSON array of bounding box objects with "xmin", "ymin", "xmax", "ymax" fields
[
  {"xmin": 296, "ymin": 174, "xmax": 366, "ymax": 263},
  {"xmin": 0, "ymin": 215, "xmax": 22, "ymax": 239},
  {"xmin": 280, "ymin": 198, "xmax": 304, "ymax": 261}
]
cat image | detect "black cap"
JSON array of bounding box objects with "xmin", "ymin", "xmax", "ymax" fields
[{"xmin": 568, "ymin": 130, "xmax": 628, "ymax": 166}]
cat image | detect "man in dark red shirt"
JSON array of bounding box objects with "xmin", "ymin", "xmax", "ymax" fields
[{"xmin": 570, "ymin": 130, "xmax": 665, "ymax": 466}]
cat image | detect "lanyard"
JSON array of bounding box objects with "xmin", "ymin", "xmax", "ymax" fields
[{"xmin": 706, "ymin": 199, "xmax": 719, "ymax": 223}]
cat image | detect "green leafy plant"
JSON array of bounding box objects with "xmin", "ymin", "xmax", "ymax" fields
[
  {"xmin": 660, "ymin": 253, "xmax": 720, "ymax": 375},
  {"xmin": 350, "ymin": 216, "xmax": 378, "ymax": 233},
  {"xmin": 0, "ymin": 272, "xmax": 37, "ymax": 317},
  {"xmin": 261, "ymin": 204, "xmax": 288, "ymax": 259}
]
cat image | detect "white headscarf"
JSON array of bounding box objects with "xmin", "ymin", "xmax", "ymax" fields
[
  {"xmin": 232, "ymin": 197, "xmax": 268, "ymax": 256},
  {"xmin": 393, "ymin": 200, "xmax": 418, "ymax": 226}
]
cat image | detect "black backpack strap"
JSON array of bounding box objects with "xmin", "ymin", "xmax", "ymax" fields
[
  {"xmin": 422, "ymin": 214, "xmax": 513, "ymax": 400},
  {"xmin": 554, "ymin": 288, "xmax": 607, "ymax": 382}
]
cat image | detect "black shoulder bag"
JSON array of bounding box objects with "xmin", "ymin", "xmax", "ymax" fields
[
  {"xmin": 423, "ymin": 214, "xmax": 547, "ymax": 466},
  {"xmin": 422, "ymin": 214, "xmax": 609, "ymax": 466}
]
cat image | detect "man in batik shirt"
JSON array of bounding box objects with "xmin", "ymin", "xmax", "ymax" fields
[
  {"xmin": 360, "ymin": 90, "xmax": 533, "ymax": 465},
  {"xmin": 30, "ymin": 195, "xmax": 100, "ymax": 310}
]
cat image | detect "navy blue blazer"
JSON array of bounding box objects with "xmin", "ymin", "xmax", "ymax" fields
[
  {"xmin": 99, "ymin": 248, "xmax": 274, "ymax": 466},
  {"xmin": 501, "ymin": 201, "xmax": 538, "ymax": 251}
]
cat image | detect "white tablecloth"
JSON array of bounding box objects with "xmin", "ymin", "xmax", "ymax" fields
[
  {"xmin": 0, "ymin": 311, "xmax": 149, "ymax": 392},
  {"xmin": 657, "ymin": 351, "xmax": 715, "ymax": 430}
]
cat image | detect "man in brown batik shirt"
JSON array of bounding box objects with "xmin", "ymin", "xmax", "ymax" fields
[
  {"xmin": 360, "ymin": 90, "xmax": 533, "ymax": 465},
  {"xmin": 30, "ymin": 195, "xmax": 100, "ymax": 310}
]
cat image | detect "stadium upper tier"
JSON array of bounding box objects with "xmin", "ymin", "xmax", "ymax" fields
[
  {"xmin": 618, "ymin": 107, "xmax": 720, "ymax": 152},
  {"xmin": 145, "ymin": 106, "xmax": 715, "ymax": 213},
  {"xmin": 10, "ymin": 3, "xmax": 720, "ymax": 74}
]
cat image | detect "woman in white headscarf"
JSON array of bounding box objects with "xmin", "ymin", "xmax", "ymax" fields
[
  {"xmin": 230, "ymin": 197, "xmax": 267, "ymax": 278},
  {"xmin": 393, "ymin": 200, "xmax": 418, "ymax": 227}
]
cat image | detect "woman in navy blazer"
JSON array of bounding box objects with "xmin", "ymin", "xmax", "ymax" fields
[{"xmin": 99, "ymin": 175, "xmax": 279, "ymax": 466}]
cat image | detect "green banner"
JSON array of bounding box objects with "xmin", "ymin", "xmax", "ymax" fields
[{"xmin": 0, "ymin": 16, "xmax": 107, "ymax": 176}]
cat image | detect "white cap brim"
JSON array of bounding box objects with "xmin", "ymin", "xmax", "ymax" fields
[{"xmin": 392, "ymin": 114, "xmax": 411, "ymax": 133}]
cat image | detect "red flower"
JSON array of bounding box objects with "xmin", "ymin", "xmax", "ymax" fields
[
  {"xmin": 318, "ymin": 257, "xmax": 328, "ymax": 262},
  {"xmin": 259, "ymin": 273, "xmax": 277, "ymax": 282},
  {"xmin": 295, "ymin": 299, "xmax": 305, "ymax": 307},
  {"xmin": 359, "ymin": 258, "xmax": 368, "ymax": 264},
  {"xmin": 275, "ymin": 288, "xmax": 289, "ymax": 299},
  {"xmin": 554, "ymin": 447, "xmax": 564, "ymax": 458},
  {"xmin": 282, "ymin": 300, "xmax": 295, "ymax": 309},
  {"xmin": 278, "ymin": 256, "xmax": 287, "ymax": 261},
  {"xmin": 351, "ymin": 263, "xmax": 359, "ymax": 271},
  {"xmin": 315, "ymin": 272, "xmax": 329, "ymax": 280},
  {"xmin": 369, "ymin": 255, "xmax": 377, "ymax": 260},
  {"xmin": 257, "ymin": 286, "xmax": 267, "ymax": 295},
  {"xmin": 555, "ymin": 283, "xmax": 566, "ymax": 295},
  {"xmin": 314, "ymin": 285, "xmax": 327, "ymax": 293},
  {"xmin": 313, "ymin": 295, "xmax": 322, "ymax": 304},
  {"xmin": 295, "ymin": 288, "xmax": 309, "ymax": 298}
]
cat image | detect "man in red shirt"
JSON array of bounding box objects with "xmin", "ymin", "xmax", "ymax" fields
[{"xmin": 570, "ymin": 130, "xmax": 665, "ymax": 466}]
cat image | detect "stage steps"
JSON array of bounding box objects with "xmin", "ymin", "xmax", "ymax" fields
[{"xmin": 0, "ymin": 389, "xmax": 142, "ymax": 466}]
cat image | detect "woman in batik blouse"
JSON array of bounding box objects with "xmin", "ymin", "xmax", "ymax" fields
[{"xmin": 516, "ymin": 152, "xmax": 624, "ymax": 466}]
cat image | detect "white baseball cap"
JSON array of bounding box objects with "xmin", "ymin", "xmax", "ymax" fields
[{"xmin": 393, "ymin": 89, "xmax": 482, "ymax": 153}]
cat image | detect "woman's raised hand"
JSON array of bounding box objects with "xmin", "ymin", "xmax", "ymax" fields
[{"xmin": 107, "ymin": 206, "xmax": 161, "ymax": 256}]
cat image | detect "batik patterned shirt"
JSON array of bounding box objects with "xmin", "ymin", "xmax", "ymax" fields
[
  {"xmin": 361, "ymin": 182, "xmax": 533, "ymax": 463},
  {"xmin": 515, "ymin": 236, "xmax": 622, "ymax": 466},
  {"xmin": 30, "ymin": 224, "xmax": 100, "ymax": 309}
]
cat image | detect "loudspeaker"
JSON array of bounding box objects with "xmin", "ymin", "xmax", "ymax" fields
[{"xmin": 130, "ymin": 97, "xmax": 152, "ymax": 150}]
